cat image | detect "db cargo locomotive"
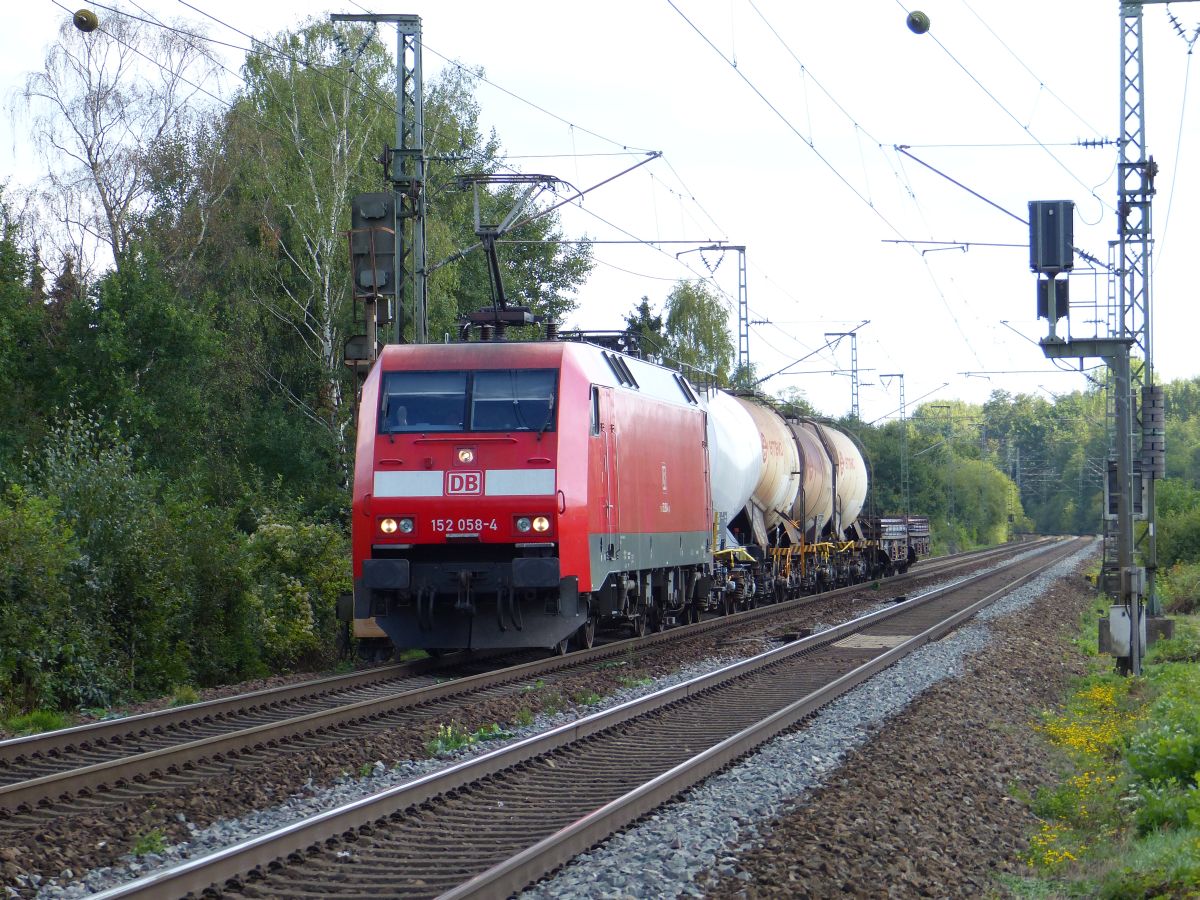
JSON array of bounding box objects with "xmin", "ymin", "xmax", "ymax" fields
[{"xmin": 350, "ymin": 339, "xmax": 929, "ymax": 655}]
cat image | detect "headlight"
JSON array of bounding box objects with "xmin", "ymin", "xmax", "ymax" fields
[
  {"xmin": 532, "ymin": 516, "xmax": 550, "ymax": 533},
  {"xmin": 380, "ymin": 518, "xmax": 398, "ymax": 534},
  {"xmin": 457, "ymin": 448, "xmax": 475, "ymax": 464},
  {"xmin": 515, "ymin": 516, "xmax": 532, "ymax": 533},
  {"xmin": 398, "ymin": 517, "xmax": 415, "ymax": 534}
]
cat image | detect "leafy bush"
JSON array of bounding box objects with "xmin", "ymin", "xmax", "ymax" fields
[
  {"xmin": 1, "ymin": 413, "xmax": 287, "ymax": 712},
  {"xmin": 1131, "ymin": 779, "xmax": 1200, "ymax": 835},
  {"xmin": 131, "ymin": 829, "xmax": 168, "ymax": 856},
  {"xmin": 0, "ymin": 485, "xmax": 117, "ymax": 711},
  {"xmin": 243, "ymin": 507, "xmax": 350, "ymax": 670},
  {"xmin": 1157, "ymin": 561, "xmax": 1200, "ymax": 615},
  {"xmin": 1157, "ymin": 505, "xmax": 1200, "ymax": 569},
  {"xmin": 1127, "ymin": 719, "xmax": 1200, "ymax": 787},
  {"xmin": 1147, "ymin": 629, "xmax": 1200, "ymax": 664},
  {"xmin": 27, "ymin": 412, "xmax": 192, "ymax": 696},
  {"xmin": 425, "ymin": 722, "xmax": 474, "ymax": 756}
]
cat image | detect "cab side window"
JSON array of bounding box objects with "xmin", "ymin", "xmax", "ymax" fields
[{"xmin": 590, "ymin": 386, "xmax": 601, "ymax": 436}]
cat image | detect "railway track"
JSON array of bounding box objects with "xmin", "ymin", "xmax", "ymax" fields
[
  {"xmin": 80, "ymin": 536, "xmax": 1084, "ymax": 899},
  {"xmin": 0, "ymin": 540, "xmax": 1042, "ymax": 827}
]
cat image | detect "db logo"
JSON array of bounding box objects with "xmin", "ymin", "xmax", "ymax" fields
[{"xmin": 446, "ymin": 471, "xmax": 482, "ymax": 495}]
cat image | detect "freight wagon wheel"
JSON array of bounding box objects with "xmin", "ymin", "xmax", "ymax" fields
[
  {"xmin": 687, "ymin": 602, "xmax": 701, "ymax": 624},
  {"xmin": 721, "ymin": 594, "xmax": 734, "ymax": 617},
  {"xmin": 630, "ymin": 612, "xmax": 648, "ymax": 638}
]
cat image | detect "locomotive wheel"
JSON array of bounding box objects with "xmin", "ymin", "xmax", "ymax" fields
[
  {"xmin": 554, "ymin": 636, "xmax": 570, "ymax": 656},
  {"xmin": 687, "ymin": 602, "xmax": 700, "ymax": 625},
  {"xmin": 721, "ymin": 594, "xmax": 733, "ymax": 617},
  {"xmin": 571, "ymin": 616, "xmax": 596, "ymax": 651}
]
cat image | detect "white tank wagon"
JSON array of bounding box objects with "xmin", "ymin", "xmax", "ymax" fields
[
  {"xmin": 707, "ymin": 394, "xmax": 869, "ymax": 544},
  {"xmin": 703, "ymin": 389, "xmax": 762, "ymax": 526},
  {"xmin": 697, "ymin": 391, "xmax": 926, "ymax": 607},
  {"xmin": 800, "ymin": 420, "xmax": 868, "ymax": 537},
  {"xmin": 786, "ymin": 421, "xmax": 834, "ymax": 538}
]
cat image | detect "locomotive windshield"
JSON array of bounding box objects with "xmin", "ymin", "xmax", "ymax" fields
[{"xmin": 380, "ymin": 369, "xmax": 557, "ymax": 434}]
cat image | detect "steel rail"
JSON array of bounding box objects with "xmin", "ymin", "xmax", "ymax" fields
[
  {"xmin": 0, "ymin": 539, "xmax": 1049, "ymax": 817},
  {"xmin": 84, "ymin": 537, "xmax": 1083, "ymax": 900},
  {"xmin": 0, "ymin": 539, "xmax": 1022, "ymax": 769},
  {"xmin": 446, "ymin": 536, "xmax": 1086, "ymax": 898},
  {"xmin": 0, "ymin": 661, "xmax": 447, "ymax": 765}
]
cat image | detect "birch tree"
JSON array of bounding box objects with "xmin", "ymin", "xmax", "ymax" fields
[
  {"xmin": 20, "ymin": 12, "xmax": 218, "ymax": 277},
  {"xmin": 228, "ymin": 20, "xmax": 392, "ymax": 457}
]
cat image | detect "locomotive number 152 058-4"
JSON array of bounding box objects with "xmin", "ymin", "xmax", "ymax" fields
[{"xmin": 431, "ymin": 518, "xmax": 499, "ymax": 533}]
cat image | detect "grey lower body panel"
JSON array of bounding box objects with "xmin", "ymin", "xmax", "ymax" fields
[{"xmin": 588, "ymin": 530, "xmax": 712, "ymax": 588}]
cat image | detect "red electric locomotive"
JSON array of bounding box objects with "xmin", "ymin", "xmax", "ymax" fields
[{"xmin": 351, "ymin": 340, "xmax": 713, "ymax": 653}]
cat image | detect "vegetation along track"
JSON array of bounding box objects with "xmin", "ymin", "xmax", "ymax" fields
[
  {"xmin": 84, "ymin": 536, "xmax": 1083, "ymax": 899},
  {"xmin": 0, "ymin": 540, "xmax": 1041, "ymax": 829}
]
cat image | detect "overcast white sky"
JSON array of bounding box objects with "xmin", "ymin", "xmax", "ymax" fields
[{"xmin": 3, "ymin": 0, "xmax": 1198, "ymax": 422}]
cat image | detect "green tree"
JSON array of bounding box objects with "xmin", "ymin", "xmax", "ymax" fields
[
  {"xmin": 421, "ymin": 67, "xmax": 591, "ymax": 339},
  {"xmin": 774, "ymin": 386, "xmax": 815, "ymax": 418},
  {"xmin": 661, "ymin": 280, "xmax": 734, "ymax": 385},
  {"xmin": 0, "ymin": 486, "xmax": 109, "ymax": 712},
  {"xmin": 226, "ymin": 19, "xmax": 395, "ymax": 470},
  {"xmin": 623, "ymin": 296, "xmax": 665, "ymax": 361},
  {"xmin": 0, "ymin": 195, "xmax": 48, "ymax": 470}
]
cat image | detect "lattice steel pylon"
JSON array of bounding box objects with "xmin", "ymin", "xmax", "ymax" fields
[
  {"xmin": 735, "ymin": 247, "xmax": 748, "ymax": 377},
  {"xmin": 332, "ymin": 13, "xmax": 428, "ymax": 345},
  {"xmin": 1115, "ymin": 1, "xmax": 1169, "ymax": 614},
  {"xmin": 824, "ymin": 330, "xmax": 861, "ymax": 419}
]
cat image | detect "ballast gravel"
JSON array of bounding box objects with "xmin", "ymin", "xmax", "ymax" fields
[
  {"xmin": 20, "ymin": 542, "xmax": 1099, "ymax": 899},
  {"xmin": 525, "ymin": 540, "xmax": 1101, "ymax": 899}
]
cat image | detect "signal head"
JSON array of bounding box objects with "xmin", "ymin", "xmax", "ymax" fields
[{"xmin": 906, "ymin": 10, "xmax": 930, "ymax": 34}]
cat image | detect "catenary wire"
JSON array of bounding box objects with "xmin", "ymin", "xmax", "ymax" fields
[
  {"xmin": 671, "ymin": 1, "xmax": 988, "ymax": 370},
  {"xmin": 959, "ymin": 0, "xmax": 1106, "ymax": 139}
]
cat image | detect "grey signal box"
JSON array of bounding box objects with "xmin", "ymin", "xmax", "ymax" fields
[
  {"xmin": 1029, "ymin": 200, "xmax": 1075, "ymax": 273},
  {"xmin": 350, "ymin": 193, "xmax": 397, "ymax": 313}
]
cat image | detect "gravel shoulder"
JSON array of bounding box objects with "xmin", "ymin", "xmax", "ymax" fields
[
  {"xmin": 697, "ymin": 549, "xmax": 1099, "ymax": 898},
  {"xmin": 520, "ymin": 541, "xmax": 1100, "ymax": 899}
]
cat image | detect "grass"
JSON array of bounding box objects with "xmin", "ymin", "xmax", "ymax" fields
[
  {"xmin": 1008, "ymin": 610, "xmax": 1200, "ymax": 897},
  {"xmin": 424, "ymin": 721, "xmax": 514, "ymax": 756},
  {"xmin": 425, "ymin": 722, "xmax": 474, "ymax": 756},
  {"xmin": 170, "ymin": 684, "xmax": 199, "ymax": 707},
  {"xmin": 131, "ymin": 829, "xmax": 168, "ymax": 856},
  {"xmin": 2, "ymin": 709, "xmax": 70, "ymax": 735},
  {"xmin": 618, "ymin": 675, "xmax": 653, "ymax": 689}
]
